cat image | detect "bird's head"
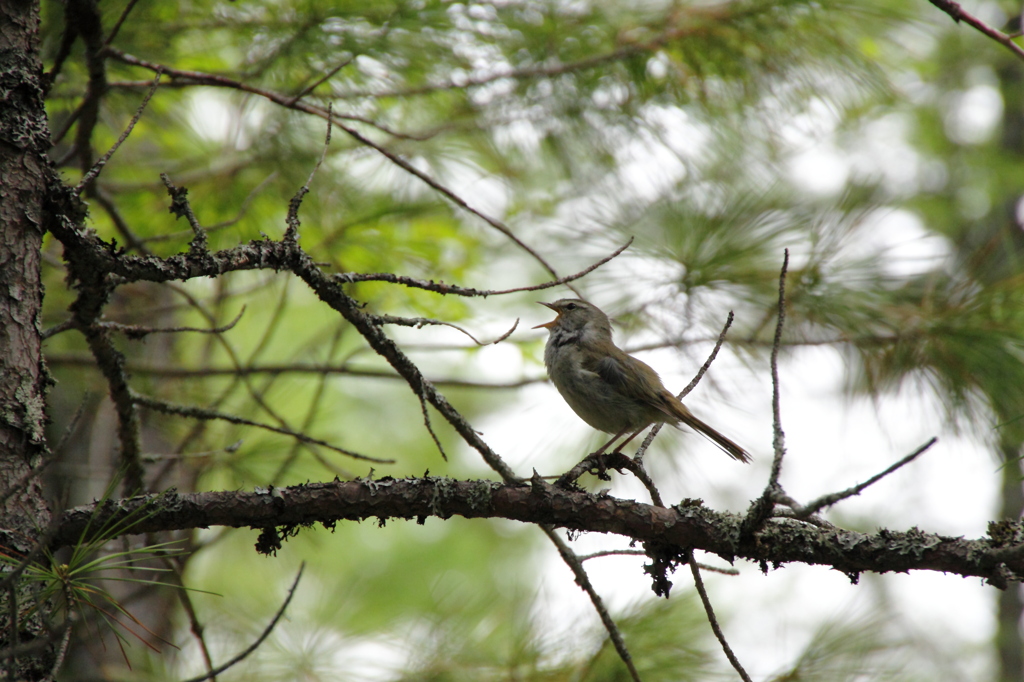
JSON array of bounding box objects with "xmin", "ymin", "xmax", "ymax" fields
[{"xmin": 533, "ymin": 299, "xmax": 611, "ymax": 336}]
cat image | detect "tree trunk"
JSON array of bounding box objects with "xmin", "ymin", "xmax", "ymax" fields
[
  {"xmin": 0, "ymin": 0, "xmax": 61, "ymax": 677},
  {"xmin": 998, "ymin": 443, "xmax": 1024, "ymax": 682}
]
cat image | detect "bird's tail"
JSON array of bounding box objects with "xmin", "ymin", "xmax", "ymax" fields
[{"xmin": 676, "ymin": 409, "xmax": 751, "ymax": 463}]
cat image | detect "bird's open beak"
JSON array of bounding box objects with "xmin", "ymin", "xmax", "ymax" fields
[{"xmin": 533, "ymin": 301, "xmax": 559, "ymax": 329}]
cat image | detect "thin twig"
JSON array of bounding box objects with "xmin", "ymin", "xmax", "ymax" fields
[
  {"xmin": 626, "ymin": 459, "xmax": 664, "ymax": 507},
  {"xmin": 539, "ymin": 524, "xmax": 642, "ymax": 682},
  {"xmin": 102, "ymin": 0, "xmax": 142, "ymax": 46},
  {"xmin": 93, "ymin": 187, "xmax": 155, "ymax": 255},
  {"xmin": 75, "ymin": 70, "xmax": 161, "ymax": 194},
  {"xmin": 285, "ymin": 104, "xmax": 332, "ymax": 242},
  {"xmin": 52, "ymin": 393, "xmax": 91, "ymax": 458},
  {"xmin": 42, "ymin": 16, "xmax": 78, "ymax": 97},
  {"xmin": 99, "ymin": 306, "xmax": 246, "ymax": 339},
  {"xmin": 82, "ymin": 325, "xmax": 145, "ymax": 494},
  {"xmin": 39, "ymin": 621, "xmax": 72, "ymax": 682},
  {"xmin": 740, "ymin": 250, "xmax": 789, "ymax": 539},
  {"xmin": 179, "ymin": 564, "xmax": 305, "ymax": 682},
  {"xmin": 269, "ymin": 323, "xmax": 349, "ymax": 485},
  {"xmin": 165, "ymin": 557, "xmax": 217, "ymax": 681},
  {"xmin": 161, "ymin": 174, "xmax": 206, "ymax": 251},
  {"xmin": 131, "ymin": 392, "xmax": 393, "ymax": 463},
  {"xmin": 796, "ymin": 438, "xmax": 938, "ymax": 519},
  {"xmin": 338, "ymin": 117, "xmax": 568, "ymax": 287},
  {"xmin": 416, "ymin": 387, "xmax": 448, "ymax": 461},
  {"xmin": 103, "ymin": 48, "xmax": 573, "ymax": 287},
  {"xmin": 144, "ymin": 173, "xmax": 278, "ymax": 242},
  {"xmin": 579, "ymin": 549, "xmax": 649, "ymax": 561},
  {"xmin": 679, "ymin": 311, "xmax": 735, "ymax": 401},
  {"xmin": 49, "ymin": 100, "xmax": 85, "ymax": 148},
  {"xmin": 634, "ymin": 311, "xmax": 735, "ymax": 464},
  {"xmin": 371, "ymin": 313, "xmax": 519, "ymax": 346},
  {"xmin": 767, "ymin": 249, "xmax": 789, "ymax": 488},
  {"xmin": 928, "ymin": 0, "xmax": 1024, "ymax": 62},
  {"xmin": 336, "ymin": 238, "xmax": 633, "ymax": 297},
  {"xmin": 286, "ymin": 57, "xmax": 355, "ymax": 104},
  {"xmin": 689, "ymin": 553, "xmax": 752, "ymax": 682}
]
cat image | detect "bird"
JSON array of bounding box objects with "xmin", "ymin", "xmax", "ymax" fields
[{"xmin": 534, "ymin": 298, "xmax": 750, "ymax": 462}]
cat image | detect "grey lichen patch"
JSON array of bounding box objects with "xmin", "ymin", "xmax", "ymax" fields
[
  {"xmin": 988, "ymin": 519, "xmax": 1024, "ymax": 547},
  {"xmin": 358, "ymin": 472, "xmax": 395, "ymax": 496},
  {"xmin": 464, "ymin": 480, "xmax": 498, "ymax": 511},
  {"xmin": 888, "ymin": 526, "xmax": 947, "ymax": 561},
  {"xmin": 13, "ymin": 376, "xmax": 47, "ymax": 444},
  {"xmin": 428, "ymin": 476, "xmax": 460, "ymax": 518}
]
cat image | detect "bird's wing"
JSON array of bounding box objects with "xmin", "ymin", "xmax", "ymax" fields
[{"xmin": 587, "ymin": 352, "xmax": 666, "ymax": 407}]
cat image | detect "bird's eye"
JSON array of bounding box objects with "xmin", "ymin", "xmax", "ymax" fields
[{"xmin": 565, "ymin": 303, "xmax": 577, "ymax": 310}]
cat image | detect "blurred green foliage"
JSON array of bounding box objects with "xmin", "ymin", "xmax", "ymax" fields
[{"xmin": 33, "ymin": 0, "xmax": 1024, "ymax": 678}]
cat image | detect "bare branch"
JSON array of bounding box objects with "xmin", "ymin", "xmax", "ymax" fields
[
  {"xmin": 579, "ymin": 549, "xmax": 649, "ymax": 561},
  {"xmin": 796, "ymin": 438, "xmax": 938, "ymax": 519},
  {"xmin": 579, "ymin": 549, "xmax": 739, "ymax": 576},
  {"xmin": 538, "ymin": 521, "xmax": 642, "ymax": 682},
  {"xmin": 286, "ymin": 58, "xmax": 355, "ymax": 105},
  {"xmin": 39, "ymin": 622, "xmax": 72, "ymax": 682},
  {"xmin": 98, "ymin": 306, "xmax": 246, "ymax": 340},
  {"xmin": 131, "ymin": 392, "xmax": 393, "ymax": 464},
  {"xmin": 689, "ymin": 553, "xmax": 752, "ymax": 682},
  {"xmin": 158, "ymin": 556, "xmax": 217, "ymax": 679},
  {"xmin": 102, "ymin": 0, "xmax": 143, "ymax": 46},
  {"xmin": 336, "ymin": 237, "xmax": 633, "ymax": 297},
  {"xmin": 767, "ymin": 249, "xmax": 790, "ymax": 487},
  {"xmin": 372, "ymin": 313, "xmax": 519, "ymax": 346},
  {"xmin": 83, "ymin": 326, "xmax": 145, "ymax": 494},
  {"xmin": 51, "ymin": 477, "xmax": 1024, "ymax": 584},
  {"xmin": 75, "ymin": 70, "xmax": 161, "ymax": 194},
  {"xmin": 928, "ymin": 0, "xmax": 1024, "ymax": 62},
  {"xmin": 416, "ymin": 388, "xmax": 448, "ymax": 462},
  {"xmin": 93, "ymin": 187, "xmax": 155, "ymax": 255},
  {"xmin": 143, "ymin": 172, "xmax": 278, "ymax": 243},
  {"xmin": 102, "ymin": 49, "xmax": 572, "ymax": 286},
  {"xmin": 741, "ymin": 249, "xmax": 789, "ymax": 540},
  {"xmin": 161, "ymin": 174, "xmax": 207, "ymax": 253},
  {"xmin": 179, "ymin": 564, "xmax": 304, "ymax": 682},
  {"xmin": 285, "ymin": 105, "xmax": 332, "ymax": 242},
  {"xmin": 41, "ymin": 218, "xmax": 537, "ymax": 483}
]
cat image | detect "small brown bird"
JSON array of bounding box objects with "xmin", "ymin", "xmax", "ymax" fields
[{"xmin": 534, "ymin": 299, "xmax": 750, "ymax": 462}]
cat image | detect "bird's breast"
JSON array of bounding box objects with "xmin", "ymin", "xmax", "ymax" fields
[{"xmin": 544, "ymin": 337, "xmax": 659, "ymax": 433}]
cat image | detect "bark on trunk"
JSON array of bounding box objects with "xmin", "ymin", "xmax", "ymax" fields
[
  {"xmin": 998, "ymin": 444, "xmax": 1024, "ymax": 682},
  {"xmin": 0, "ymin": 0, "xmax": 62, "ymax": 676}
]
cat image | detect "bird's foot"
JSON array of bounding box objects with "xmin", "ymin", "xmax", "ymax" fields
[
  {"xmin": 554, "ymin": 451, "xmax": 631, "ymax": 489},
  {"xmin": 585, "ymin": 451, "xmax": 632, "ymax": 481}
]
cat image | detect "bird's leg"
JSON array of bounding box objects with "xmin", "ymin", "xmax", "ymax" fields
[
  {"xmin": 592, "ymin": 428, "xmax": 629, "ymax": 456},
  {"xmin": 610, "ymin": 426, "xmax": 647, "ymax": 454}
]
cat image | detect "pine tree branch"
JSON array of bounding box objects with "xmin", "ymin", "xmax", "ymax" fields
[{"xmin": 50, "ymin": 477, "xmax": 1024, "ymax": 586}]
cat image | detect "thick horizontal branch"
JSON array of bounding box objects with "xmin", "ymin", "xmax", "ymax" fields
[{"xmin": 54, "ymin": 477, "xmax": 1023, "ymax": 586}]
